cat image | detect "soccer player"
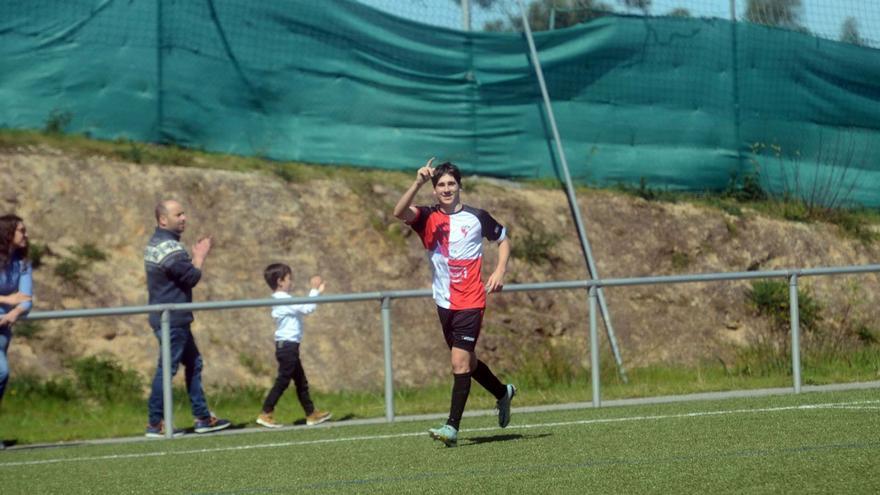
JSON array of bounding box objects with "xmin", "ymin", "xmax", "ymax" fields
[{"xmin": 393, "ymin": 158, "xmax": 516, "ymax": 447}]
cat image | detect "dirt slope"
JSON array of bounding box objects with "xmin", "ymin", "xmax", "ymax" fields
[{"xmin": 2, "ymin": 146, "xmax": 879, "ymax": 391}]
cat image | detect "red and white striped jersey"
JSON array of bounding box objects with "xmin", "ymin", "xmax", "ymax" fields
[{"xmin": 409, "ymin": 204, "xmax": 506, "ymax": 310}]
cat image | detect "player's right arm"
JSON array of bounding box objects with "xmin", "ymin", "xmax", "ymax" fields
[{"xmin": 393, "ymin": 157, "xmax": 435, "ymax": 223}]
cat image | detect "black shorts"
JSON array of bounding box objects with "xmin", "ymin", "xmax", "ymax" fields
[{"xmin": 436, "ymin": 307, "xmax": 484, "ymax": 352}]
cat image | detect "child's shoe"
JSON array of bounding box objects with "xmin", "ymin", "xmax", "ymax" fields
[
  {"xmin": 256, "ymin": 412, "xmax": 283, "ymax": 429},
  {"xmin": 305, "ymin": 409, "xmax": 332, "ymax": 426}
]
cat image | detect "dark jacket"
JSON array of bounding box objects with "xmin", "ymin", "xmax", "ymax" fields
[{"xmin": 144, "ymin": 227, "xmax": 201, "ymax": 329}]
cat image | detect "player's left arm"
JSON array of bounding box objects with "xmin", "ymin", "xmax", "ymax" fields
[{"xmin": 486, "ymin": 237, "xmax": 509, "ymax": 294}]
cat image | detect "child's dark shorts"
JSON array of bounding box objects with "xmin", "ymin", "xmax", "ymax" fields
[{"xmin": 436, "ymin": 306, "xmax": 484, "ymax": 352}]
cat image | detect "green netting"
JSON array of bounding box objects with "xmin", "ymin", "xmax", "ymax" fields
[{"xmin": 1, "ymin": 0, "xmax": 879, "ymax": 205}]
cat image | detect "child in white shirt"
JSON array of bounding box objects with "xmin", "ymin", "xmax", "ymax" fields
[{"xmin": 256, "ymin": 263, "xmax": 332, "ymax": 428}]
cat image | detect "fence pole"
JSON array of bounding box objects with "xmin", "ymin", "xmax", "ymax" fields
[
  {"xmin": 160, "ymin": 309, "xmax": 174, "ymax": 439},
  {"xmin": 789, "ymin": 274, "xmax": 802, "ymax": 393},
  {"xmin": 589, "ymin": 285, "xmax": 601, "ymax": 407},
  {"xmin": 381, "ymin": 297, "xmax": 395, "ymax": 421},
  {"xmin": 516, "ymin": 0, "xmax": 628, "ymax": 384},
  {"xmin": 461, "ymin": 0, "xmax": 470, "ymax": 31}
]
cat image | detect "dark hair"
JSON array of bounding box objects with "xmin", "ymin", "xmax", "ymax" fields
[
  {"xmin": 154, "ymin": 202, "xmax": 169, "ymax": 223},
  {"xmin": 0, "ymin": 214, "xmax": 26, "ymax": 268},
  {"xmin": 263, "ymin": 263, "xmax": 292, "ymax": 290},
  {"xmin": 431, "ymin": 162, "xmax": 461, "ymax": 187}
]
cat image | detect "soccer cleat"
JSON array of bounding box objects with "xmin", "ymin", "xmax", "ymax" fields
[
  {"xmin": 305, "ymin": 409, "xmax": 332, "ymax": 426},
  {"xmin": 428, "ymin": 424, "xmax": 458, "ymax": 447},
  {"xmin": 496, "ymin": 384, "xmax": 517, "ymax": 428},
  {"xmin": 256, "ymin": 412, "xmax": 283, "ymax": 429},
  {"xmin": 145, "ymin": 420, "xmax": 184, "ymax": 438},
  {"xmin": 194, "ymin": 414, "xmax": 231, "ymax": 434}
]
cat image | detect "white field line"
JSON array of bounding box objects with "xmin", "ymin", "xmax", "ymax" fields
[{"xmin": 1, "ymin": 399, "xmax": 877, "ymax": 468}]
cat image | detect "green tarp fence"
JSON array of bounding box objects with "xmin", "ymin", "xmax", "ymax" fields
[{"xmin": 2, "ymin": 0, "xmax": 879, "ymax": 205}]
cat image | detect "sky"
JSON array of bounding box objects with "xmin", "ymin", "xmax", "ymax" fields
[{"xmin": 358, "ymin": 0, "xmax": 880, "ymax": 46}]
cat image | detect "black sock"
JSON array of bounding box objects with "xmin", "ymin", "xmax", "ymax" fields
[
  {"xmin": 446, "ymin": 372, "xmax": 472, "ymax": 430},
  {"xmin": 472, "ymin": 360, "xmax": 507, "ymax": 400}
]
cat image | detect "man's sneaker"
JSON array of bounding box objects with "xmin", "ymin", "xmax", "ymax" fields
[
  {"xmin": 194, "ymin": 414, "xmax": 231, "ymax": 434},
  {"xmin": 145, "ymin": 421, "xmax": 184, "ymax": 438},
  {"xmin": 256, "ymin": 412, "xmax": 283, "ymax": 429},
  {"xmin": 428, "ymin": 424, "xmax": 458, "ymax": 447},
  {"xmin": 496, "ymin": 384, "xmax": 517, "ymax": 428},
  {"xmin": 305, "ymin": 410, "xmax": 332, "ymax": 426}
]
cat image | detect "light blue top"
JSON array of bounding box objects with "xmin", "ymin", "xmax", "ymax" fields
[
  {"xmin": 0, "ymin": 254, "xmax": 33, "ymax": 317},
  {"xmin": 270, "ymin": 289, "xmax": 320, "ymax": 343}
]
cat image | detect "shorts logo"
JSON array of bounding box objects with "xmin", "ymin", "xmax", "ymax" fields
[{"xmin": 462, "ymin": 336, "xmax": 475, "ymax": 342}]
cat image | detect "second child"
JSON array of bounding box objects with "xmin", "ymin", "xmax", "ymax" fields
[{"xmin": 256, "ymin": 263, "xmax": 332, "ymax": 428}]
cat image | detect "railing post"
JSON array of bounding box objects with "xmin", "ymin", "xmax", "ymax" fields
[
  {"xmin": 381, "ymin": 297, "xmax": 395, "ymax": 422},
  {"xmin": 517, "ymin": 0, "xmax": 628, "ymax": 384},
  {"xmin": 160, "ymin": 309, "xmax": 174, "ymax": 439},
  {"xmin": 789, "ymin": 274, "xmax": 802, "ymax": 393},
  {"xmin": 461, "ymin": 0, "xmax": 470, "ymax": 31},
  {"xmin": 589, "ymin": 285, "xmax": 601, "ymax": 408}
]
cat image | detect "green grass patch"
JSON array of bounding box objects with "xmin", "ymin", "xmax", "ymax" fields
[
  {"xmin": 2, "ymin": 348, "xmax": 878, "ymax": 446},
  {"xmin": 1, "ymin": 390, "xmax": 878, "ymax": 494}
]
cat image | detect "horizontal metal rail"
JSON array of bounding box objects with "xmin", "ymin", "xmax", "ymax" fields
[
  {"xmin": 25, "ymin": 263, "xmax": 880, "ymax": 321},
  {"xmin": 21, "ymin": 263, "xmax": 880, "ymax": 438}
]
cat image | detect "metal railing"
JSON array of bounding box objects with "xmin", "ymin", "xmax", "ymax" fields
[{"xmin": 23, "ymin": 263, "xmax": 880, "ymax": 438}]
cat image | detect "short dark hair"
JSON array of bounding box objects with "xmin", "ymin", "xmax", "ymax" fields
[
  {"xmin": 263, "ymin": 263, "xmax": 292, "ymax": 290},
  {"xmin": 155, "ymin": 201, "xmax": 169, "ymax": 223},
  {"xmin": 431, "ymin": 162, "xmax": 461, "ymax": 187}
]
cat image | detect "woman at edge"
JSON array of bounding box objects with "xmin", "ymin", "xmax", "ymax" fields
[{"xmin": 0, "ymin": 214, "xmax": 34, "ymax": 446}]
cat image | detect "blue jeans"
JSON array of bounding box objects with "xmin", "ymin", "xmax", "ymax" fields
[
  {"xmin": 0, "ymin": 325, "xmax": 10, "ymax": 403},
  {"xmin": 147, "ymin": 325, "xmax": 210, "ymax": 425}
]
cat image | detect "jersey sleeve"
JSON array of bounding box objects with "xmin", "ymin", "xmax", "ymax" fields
[{"xmin": 477, "ymin": 209, "xmax": 506, "ymax": 242}]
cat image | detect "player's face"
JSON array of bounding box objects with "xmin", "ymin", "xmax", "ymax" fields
[{"xmin": 433, "ymin": 173, "xmax": 460, "ymax": 208}]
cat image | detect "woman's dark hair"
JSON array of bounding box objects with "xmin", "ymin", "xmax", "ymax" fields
[
  {"xmin": 0, "ymin": 214, "xmax": 25, "ymax": 268},
  {"xmin": 431, "ymin": 162, "xmax": 462, "ymax": 187},
  {"xmin": 263, "ymin": 263, "xmax": 293, "ymax": 290}
]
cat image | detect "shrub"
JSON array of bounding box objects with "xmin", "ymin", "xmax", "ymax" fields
[
  {"xmin": 724, "ymin": 170, "xmax": 767, "ymax": 202},
  {"xmin": 43, "ymin": 109, "xmax": 72, "ymax": 134},
  {"xmin": 513, "ymin": 340, "xmax": 581, "ymax": 388},
  {"xmin": 14, "ymin": 321, "xmax": 43, "ymax": 339},
  {"xmin": 511, "ymin": 221, "xmax": 561, "ymax": 265},
  {"xmin": 747, "ymin": 279, "xmax": 822, "ymax": 333},
  {"xmin": 71, "ymin": 243, "xmax": 108, "ymax": 262},
  {"xmin": 72, "ymin": 355, "xmax": 143, "ymax": 402},
  {"xmin": 9, "ymin": 374, "xmax": 78, "ymax": 401},
  {"xmin": 27, "ymin": 241, "xmax": 48, "ymax": 269},
  {"xmin": 238, "ymin": 353, "xmax": 270, "ymax": 377},
  {"xmin": 53, "ymin": 257, "xmax": 85, "ymax": 283}
]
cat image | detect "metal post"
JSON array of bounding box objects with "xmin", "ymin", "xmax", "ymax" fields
[
  {"xmin": 517, "ymin": 0, "xmax": 628, "ymax": 383},
  {"xmin": 549, "ymin": 7, "xmax": 556, "ymax": 30},
  {"xmin": 589, "ymin": 285, "xmax": 601, "ymax": 407},
  {"xmin": 160, "ymin": 309, "xmax": 174, "ymax": 439},
  {"xmin": 156, "ymin": 0, "xmax": 164, "ymax": 142},
  {"xmin": 381, "ymin": 297, "xmax": 395, "ymax": 422},
  {"xmin": 789, "ymin": 274, "xmax": 802, "ymax": 393},
  {"xmin": 729, "ymin": 0, "xmax": 743, "ymax": 173},
  {"xmin": 461, "ymin": 0, "xmax": 471, "ymax": 31}
]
